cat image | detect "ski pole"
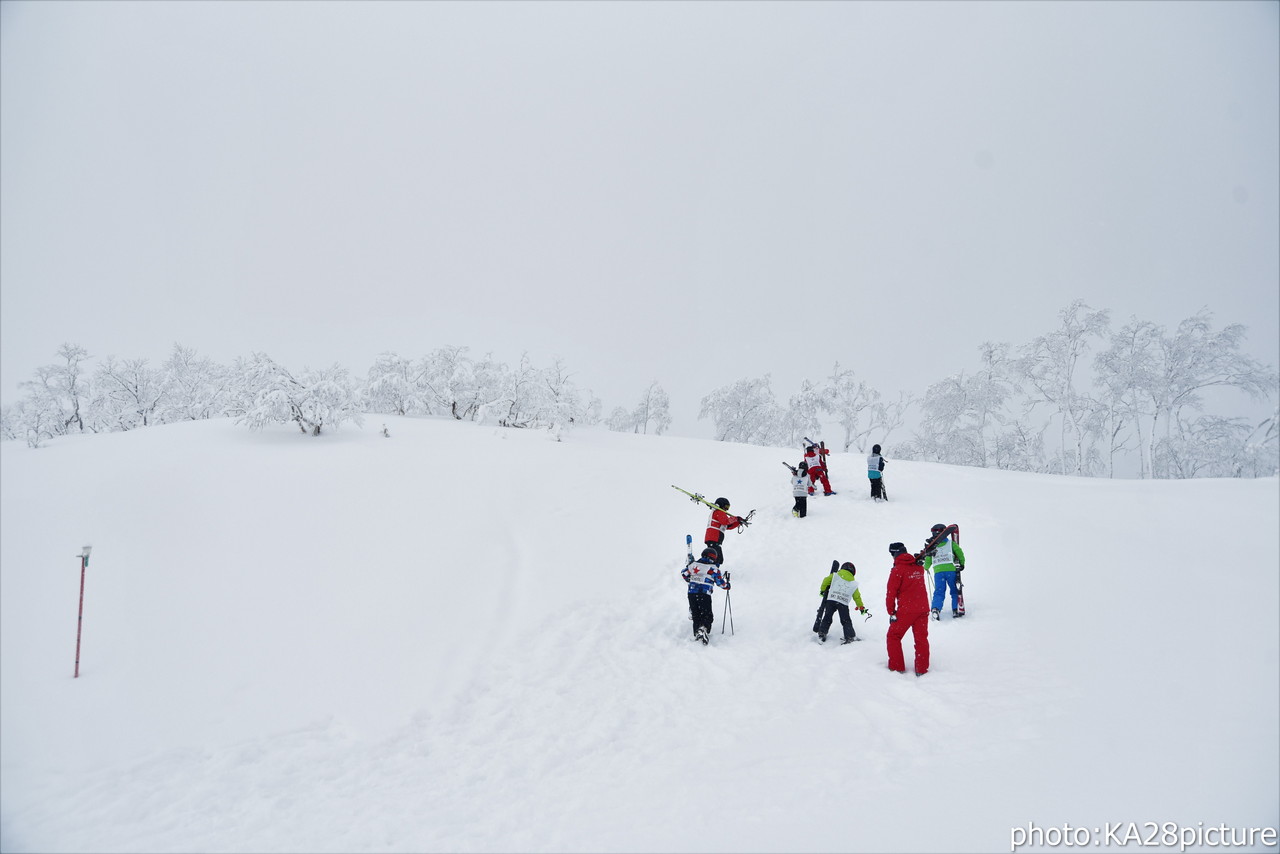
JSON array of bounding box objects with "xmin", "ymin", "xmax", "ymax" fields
[
  {"xmin": 73, "ymin": 545, "xmax": 92, "ymax": 678},
  {"xmin": 722, "ymin": 572, "xmax": 734, "ymax": 635},
  {"xmin": 685, "ymin": 534, "xmax": 694, "ymax": 622}
]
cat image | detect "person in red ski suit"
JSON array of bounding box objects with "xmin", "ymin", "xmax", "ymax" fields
[
  {"xmin": 803, "ymin": 443, "xmax": 834, "ymax": 496},
  {"xmin": 703, "ymin": 497, "xmax": 745, "ymax": 565},
  {"xmin": 885, "ymin": 542, "xmax": 931, "ymax": 676}
]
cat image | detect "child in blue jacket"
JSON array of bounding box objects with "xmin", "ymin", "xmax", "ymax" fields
[{"xmin": 682, "ymin": 549, "xmax": 731, "ymax": 644}]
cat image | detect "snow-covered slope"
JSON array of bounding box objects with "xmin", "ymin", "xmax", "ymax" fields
[{"xmin": 2, "ymin": 418, "xmax": 1276, "ymax": 853}]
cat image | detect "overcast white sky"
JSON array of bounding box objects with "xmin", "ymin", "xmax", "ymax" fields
[{"xmin": 2, "ymin": 0, "xmax": 1276, "ymax": 437}]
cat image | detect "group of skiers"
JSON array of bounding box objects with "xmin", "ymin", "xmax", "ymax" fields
[
  {"xmin": 807, "ymin": 524, "xmax": 966, "ymax": 674},
  {"xmin": 787, "ymin": 442, "xmax": 890, "ymax": 517},
  {"xmin": 680, "ymin": 439, "xmax": 967, "ymax": 675}
]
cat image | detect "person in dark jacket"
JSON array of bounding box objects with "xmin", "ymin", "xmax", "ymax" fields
[
  {"xmin": 885, "ymin": 542, "xmax": 930, "ymax": 675},
  {"xmin": 682, "ymin": 548, "xmax": 731, "ymax": 644},
  {"xmin": 867, "ymin": 444, "xmax": 887, "ymax": 501}
]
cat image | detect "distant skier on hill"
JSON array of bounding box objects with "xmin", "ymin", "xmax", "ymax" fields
[
  {"xmin": 923, "ymin": 523, "xmax": 966, "ymax": 620},
  {"xmin": 885, "ymin": 542, "xmax": 931, "ymax": 676},
  {"xmin": 682, "ymin": 547, "xmax": 731, "ymax": 645},
  {"xmin": 803, "ymin": 442, "xmax": 835, "ymax": 496},
  {"xmin": 789, "ymin": 461, "xmax": 810, "ymax": 518},
  {"xmin": 815, "ymin": 561, "xmax": 869, "ymax": 644},
  {"xmin": 867, "ymin": 444, "xmax": 887, "ymax": 501},
  {"xmin": 703, "ymin": 497, "xmax": 747, "ymax": 565}
]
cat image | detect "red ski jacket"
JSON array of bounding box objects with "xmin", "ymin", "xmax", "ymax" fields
[
  {"xmin": 804, "ymin": 445, "xmax": 829, "ymax": 471},
  {"xmin": 704, "ymin": 508, "xmax": 742, "ymax": 544},
  {"xmin": 885, "ymin": 552, "xmax": 930, "ymax": 618}
]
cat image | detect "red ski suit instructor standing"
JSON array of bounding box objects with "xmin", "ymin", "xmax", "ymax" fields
[{"xmin": 885, "ymin": 542, "xmax": 931, "ymax": 675}]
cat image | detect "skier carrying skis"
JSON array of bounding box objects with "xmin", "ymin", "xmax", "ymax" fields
[
  {"xmin": 867, "ymin": 444, "xmax": 887, "ymax": 501},
  {"xmin": 703, "ymin": 497, "xmax": 746, "ymax": 565},
  {"xmin": 790, "ymin": 461, "xmax": 810, "ymax": 518},
  {"xmin": 885, "ymin": 542, "xmax": 931, "ymax": 676},
  {"xmin": 682, "ymin": 547, "xmax": 731, "ymax": 644},
  {"xmin": 923, "ymin": 523, "xmax": 966, "ymax": 619},
  {"xmin": 816, "ymin": 561, "xmax": 870, "ymax": 644},
  {"xmin": 803, "ymin": 442, "xmax": 835, "ymax": 496}
]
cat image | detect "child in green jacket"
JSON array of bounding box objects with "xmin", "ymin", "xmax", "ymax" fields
[
  {"xmin": 815, "ymin": 561, "xmax": 871, "ymax": 644},
  {"xmin": 924, "ymin": 523, "xmax": 967, "ymax": 619}
]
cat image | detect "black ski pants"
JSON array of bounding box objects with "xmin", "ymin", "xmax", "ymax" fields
[
  {"xmin": 870, "ymin": 478, "xmax": 887, "ymax": 500},
  {"xmin": 817, "ymin": 600, "xmax": 855, "ymax": 641},
  {"xmin": 688, "ymin": 592, "xmax": 715, "ymax": 636},
  {"xmin": 792, "ymin": 495, "xmax": 807, "ymax": 517}
]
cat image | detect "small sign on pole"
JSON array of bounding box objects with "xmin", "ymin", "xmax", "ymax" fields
[{"xmin": 74, "ymin": 545, "xmax": 92, "ymax": 678}]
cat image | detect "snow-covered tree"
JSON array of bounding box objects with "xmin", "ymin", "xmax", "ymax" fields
[
  {"xmin": 779, "ymin": 379, "xmax": 823, "ymax": 449},
  {"xmin": 902, "ymin": 374, "xmax": 987, "ymax": 467},
  {"xmin": 1094, "ymin": 318, "xmax": 1164, "ymax": 477},
  {"xmin": 17, "ymin": 343, "xmax": 92, "ymax": 439},
  {"xmin": 1094, "ymin": 311, "xmax": 1277, "ymax": 478},
  {"xmin": 903, "ymin": 344, "xmax": 1018, "ymax": 469},
  {"xmin": 579, "ymin": 391, "xmax": 602, "ymax": 427},
  {"xmin": 91, "ymin": 356, "xmax": 162, "ymax": 431},
  {"xmin": 417, "ymin": 345, "xmax": 475, "ymax": 419},
  {"xmin": 990, "ymin": 418, "xmax": 1049, "ymax": 473},
  {"xmin": 1082, "ymin": 393, "xmax": 1132, "ymax": 479},
  {"xmin": 155, "ymin": 344, "xmax": 233, "ymax": 423},
  {"xmin": 465, "ymin": 352, "xmax": 511, "ymax": 425},
  {"xmin": 821, "ymin": 363, "xmax": 879, "ymax": 451},
  {"xmin": 1237, "ymin": 408, "xmax": 1280, "ymax": 478},
  {"xmin": 540, "ymin": 358, "xmax": 581, "ymax": 440},
  {"xmin": 0, "ymin": 396, "xmax": 62, "ymax": 448},
  {"xmin": 605, "ymin": 406, "xmax": 635, "ymax": 432},
  {"xmin": 1144, "ymin": 311, "xmax": 1277, "ymax": 478},
  {"xmin": 362, "ymin": 352, "xmax": 432, "ymax": 416},
  {"xmin": 631, "ymin": 381, "xmax": 672, "ymax": 435},
  {"xmin": 1015, "ymin": 301, "xmax": 1111, "ymax": 475},
  {"xmin": 232, "ymin": 354, "xmax": 363, "ymax": 436},
  {"xmin": 699, "ymin": 376, "xmax": 787, "ymax": 446},
  {"xmin": 493, "ymin": 353, "xmax": 541, "ymax": 428}
]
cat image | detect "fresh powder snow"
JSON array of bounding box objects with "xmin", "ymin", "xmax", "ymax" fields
[{"xmin": 1, "ymin": 417, "xmax": 1276, "ymax": 852}]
